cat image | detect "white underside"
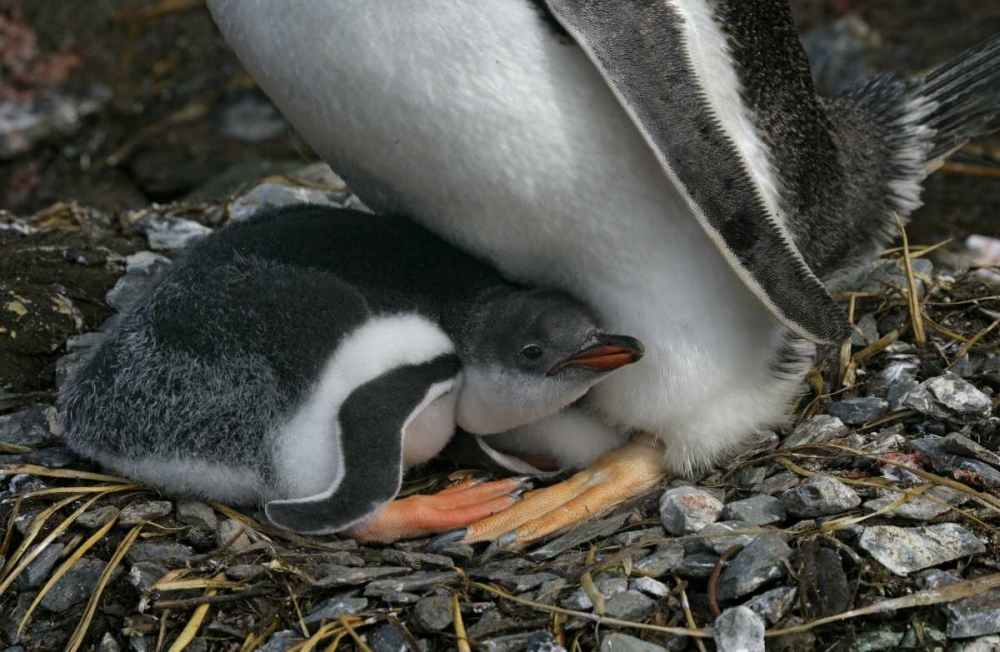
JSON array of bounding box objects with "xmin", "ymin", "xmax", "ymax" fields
[{"xmin": 208, "ymin": 0, "xmax": 814, "ymax": 472}]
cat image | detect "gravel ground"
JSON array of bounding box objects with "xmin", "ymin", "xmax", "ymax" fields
[{"xmin": 1, "ymin": 166, "xmax": 1000, "ymax": 652}]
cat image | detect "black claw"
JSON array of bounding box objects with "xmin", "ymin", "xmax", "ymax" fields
[
  {"xmin": 427, "ymin": 528, "xmax": 467, "ymax": 551},
  {"xmin": 514, "ymin": 475, "xmax": 536, "ymax": 485},
  {"xmin": 510, "ymin": 487, "xmax": 530, "ymax": 500},
  {"xmin": 496, "ymin": 530, "xmax": 518, "ymax": 549}
]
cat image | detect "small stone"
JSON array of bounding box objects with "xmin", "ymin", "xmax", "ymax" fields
[
  {"xmin": 613, "ymin": 526, "xmax": 666, "ymax": 547},
  {"xmin": 903, "ymin": 375, "xmax": 992, "ymax": 421},
  {"xmin": 380, "ymin": 549, "xmax": 453, "ymax": 570},
  {"xmin": 673, "ymin": 552, "xmax": 719, "ymax": 579},
  {"xmin": 630, "ymin": 576, "xmax": 669, "ymax": 599},
  {"xmin": 863, "ymin": 485, "xmax": 968, "ymax": 520},
  {"xmin": 528, "ymin": 512, "xmax": 630, "ymax": 561},
  {"xmin": 951, "ymin": 636, "xmax": 1000, "ymax": 652},
  {"xmin": 76, "ymin": 505, "xmax": 120, "ymax": 531},
  {"xmin": 599, "ymin": 633, "xmax": 669, "ymax": 652},
  {"xmin": 780, "ymin": 475, "xmax": 861, "ymax": 518},
  {"xmin": 303, "ymin": 597, "xmax": 369, "ymax": 628},
  {"xmin": 216, "ymin": 519, "xmax": 253, "ymax": 552},
  {"xmin": 221, "ymin": 96, "xmax": 287, "ymax": 142},
  {"xmin": 744, "ymin": 586, "xmax": 797, "ymax": 626},
  {"xmin": 411, "ymin": 595, "xmax": 454, "ymax": 632},
  {"xmin": 124, "ymin": 251, "xmax": 172, "ymax": 277},
  {"xmin": 363, "ymin": 570, "xmax": 459, "ymax": 597},
  {"xmin": 119, "ymin": 501, "xmax": 172, "ymax": 525},
  {"xmin": 827, "ymin": 397, "xmax": 889, "ymax": 425},
  {"xmin": 941, "ymin": 432, "xmax": 1000, "ymax": 469},
  {"xmin": 799, "ymin": 543, "xmax": 850, "ymax": 617},
  {"xmin": 784, "ymin": 415, "xmax": 849, "ymax": 448},
  {"xmin": 696, "ymin": 521, "xmax": 760, "ymax": 554},
  {"xmin": 659, "ymin": 486, "xmax": 723, "ymax": 535},
  {"xmin": 175, "ymin": 500, "xmax": 217, "ymax": 530},
  {"xmin": 381, "ymin": 591, "xmax": 420, "ymax": 604},
  {"xmin": 506, "ymin": 572, "xmax": 561, "ymax": 593},
  {"xmin": 126, "ymin": 542, "xmax": 194, "ymax": 566},
  {"xmin": 228, "ymin": 164, "xmax": 355, "ymax": 222},
  {"xmin": 314, "ymin": 551, "xmax": 366, "ymax": 568},
  {"xmin": 99, "ymin": 633, "xmax": 122, "ymax": 652},
  {"xmin": 911, "ymin": 438, "xmax": 1000, "ymax": 488},
  {"xmin": 225, "ymin": 564, "xmax": 268, "ymax": 581},
  {"xmin": 312, "ymin": 565, "xmax": 408, "ymax": 587},
  {"xmin": 535, "ymin": 578, "xmax": 568, "ymax": 606},
  {"xmin": 128, "ymin": 562, "xmax": 167, "ymax": 594},
  {"xmin": 858, "ymin": 524, "xmax": 986, "ymax": 576},
  {"xmin": 721, "ymin": 495, "xmax": 786, "ymax": 526},
  {"xmin": 633, "ymin": 544, "xmax": 685, "ymax": 577},
  {"xmin": 603, "ymin": 591, "xmax": 655, "ymax": 621},
  {"xmin": 257, "ymin": 630, "xmax": 304, "ymax": 652},
  {"xmin": 525, "ymin": 632, "xmax": 568, "ymax": 652},
  {"xmin": 433, "ymin": 541, "xmax": 474, "ymax": 563},
  {"xmin": 41, "ymin": 558, "xmax": 113, "ymax": 612},
  {"xmin": 942, "ymin": 589, "xmax": 1000, "ymax": 639},
  {"xmin": 562, "ymin": 577, "xmax": 628, "ymax": 610},
  {"xmin": 899, "ymin": 621, "xmax": 947, "ymax": 649},
  {"xmin": 714, "ymin": 606, "xmax": 765, "ymax": 652},
  {"xmin": 734, "ymin": 467, "xmax": 768, "ymax": 489},
  {"xmin": 137, "ymin": 215, "xmax": 212, "ymax": 251},
  {"xmin": 852, "ymin": 628, "xmax": 904, "ymax": 652},
  {"xmin": 852, "ymin": 313, "xmax": 880, "ymax": 346},
  {"xmin": 369, "ymin": 623, "xmax": 419, "ymax": 652},
  {"xmin": 21, "ymin": 544, "xmax": 65, "ymax": 588},
  {"xmin": 481, "ymin": 633, "xmax": 537, "ymax": 652},
  {"xmin": 716, "ymin": 534, "xmax": 792, "ymax": 601},
  {"xmin": 757, "ymin": 472, "xmax": 801, "ymax": 496},
  {"xmin": 0, "ymin": 405, "xmax": 61, "ymax": 447}
]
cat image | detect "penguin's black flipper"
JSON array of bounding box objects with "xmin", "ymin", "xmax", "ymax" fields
[
  {"xmin": 265, "ymin": 355, "xmax": 461, "ymax": 536},
  {"xmin": 544, "ymin": 0, "xmax": 850, "ymax": 344}
]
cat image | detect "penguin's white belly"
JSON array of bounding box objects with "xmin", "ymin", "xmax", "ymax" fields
[{"xmin": 209, "ymin": 0, "xmax": 813, "ymax": 471}]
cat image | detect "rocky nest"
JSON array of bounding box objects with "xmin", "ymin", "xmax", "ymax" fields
[{"xmin": 2, "ymin": 167, "xmax": 1000, "ymax": 652}]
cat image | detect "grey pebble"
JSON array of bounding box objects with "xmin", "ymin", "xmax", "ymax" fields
[
  {"xmin": 224, "ymin": 564, "xmax": 268, "ymax": 581},
  {"xmin": 744, "ymin": 586, "xmax": 797, "ymax": 626},
  {"xmin": 630, "ymin": 576, "xmax": 669, "ymax": 599},
  {"xmin": 851, "ymin": 628, "xmax": 904, "ymax": 652},
  {"xmin": 363, "ymin": 570, "xmax": 459, "ymax": 597},
  {"xmin": 380, "ymin": 548, "xmax": 453, "ymax": 570},
  {"xmin": 858, "ymin": 524, "xmax": 985, "ymax": 576},
  {"xmin": 257, "ymin": 630, "xmax": 304, "ymax": 652},
  {"xmin": 119, "ymin": 501, "xmax": 172, "ymax": 526},
  {"xmin": 911, "ymin": 437, "xmax": 1000, "ymax": 488},
  {"xmin": 124, "ymin": 251, "xmax": 172, "ymax": 277},
  {"xmin": 41, "ymin": 558, "xmax": 114, "ymax": 612},
  {"xmin": 696, "ymin": 520, "xmax": 760, "ymax": 554},
  {"xmin": 0, "ymin": 405, "xmax": 61, "ymax": 448},
  {"xmin": 77, "ymin": 505, "xmax": 120, "ymax": 529},
  {"xmin": 600, "ymin": 633, "xmax": 669, "ymax": 652},
  {"xmin": 105, "ymin": 275, "xmax": 152, "ymax": 312},
  {"xmin": 720, "ymin": 495, "xmax": 786, "ymax": 526},
  {"xmin": 784, "ymin": 415, "xmax": 848, "ymax": 449},
  {"xmin": 411, "ymin": 595, "xmax": 453, "ymax": 632},
  {"xmin": 528, "ymin": 512, "xmax": 630, "ymax": 561},
  {"xmin": 525, "ymin": 631, "xmax": 568, "ymax": 652},
  {"xmin": 633, "ymin": 544, "xmax": 685, "ymax": 577},
  {"xmin": 903, "ymin": 375, "xmax": 992, "ymax": 421},
  {"xmin": 757, "ymin": 471, "xmax": 801, "ymax": 496},
  {"xmin": 714, "ymin": 606, "xmax": 765, "ymax": 652},
  {"xmin": 126, "ymin": 542, "xmax": 194, "ymax": 566},
  {"xmin": 603, "ymin": 590, "xmax": 656, "ymax": 621},
  {"xmin": 21, "ymin": 544, "xmax": 65, "ymax": 589},
  {"xmin": 827, "ymin": 397, "xmax": 889, "ymax": 425},
  {"xmin": 505, "ymin": 572, "xmax": 561, "ymax": 593},
  {"xmin": 659, "ymin": 486, "xmax": 723, "ymax": 535},
  {"xmin": 312, "ymin": 565, "xmax": 409, "ymax": 587},
  {"xmin": 941, "ymin": 432, "xmax": 1000, "ymax": 469},
  {"xmin": 561, "ymin": 577, "xmax": 628, "ymax": 611},
  {"xmin": 950, "ymin": 634, "xmax": 1000, "ymax": 651},
  {"xmin": 943, "ymin": 588, "xmax": 1000, "ymax": 639},
  {"xmin": 716, "ymin": 534, "xmax": 792, "ymax": 601},
  {"xmin": 673, "ymin": 552, "xmax": 720, "ymax": 580},
  {"xmin": 216, "ymin": 519, "xmax": 253, "ymax": 552},
  {"xmin": 433, "ymin": 541, "xmax": 474, "ymax": 563},
  {"xmin": 369, "ymin": 623, "xmax": 422, "ymax": 652},
  {"xmin": 137, "ymin": 214, "xmax": 211, "ymax": 251},
  {"xmin": 780, "ymin": 475, "xmax": 861, "ymax": 518},
  {"xmin": 303, "ymin": 597, "xmax": 369, "ymax": 628},
  {"xmin": 863, "ymin": 485, "xmax": 968, "ymax": 521},
  {"xmin": 175, "ymin": 499, "xmax": 217, "ymax": 531},
  {"xmin": 381, "ymin": 591, "xmax": 421, "ymax": 604},
  {"xmin": 613, "ymin": 526, "xmax": 666, "ymax": 547},
  {"xmin": 128, "ymin": 562, "xmax": 167, "ymax": 594}
]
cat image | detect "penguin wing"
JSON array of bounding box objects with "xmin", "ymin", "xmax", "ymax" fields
[
  {"xmin": 265, "ymin": 355, "xmax": 461, "ymax": 536},
  {"xmin": 545, "ymin": 0, "xmax": 850, "ymax": 343}
]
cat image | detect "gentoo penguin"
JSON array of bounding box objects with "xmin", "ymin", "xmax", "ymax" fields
[
  {"xmin": 206, "ymin": 1, "xmax": 1000, "ymax": 546},
  {"xmin": 60, "ymin": 205, "xmax": 643, "ymax": 541}
]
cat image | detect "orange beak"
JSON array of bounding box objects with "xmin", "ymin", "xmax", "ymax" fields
[{"xmin": 547, "ymin": 334, "xmax": 645, "ymax": 376}]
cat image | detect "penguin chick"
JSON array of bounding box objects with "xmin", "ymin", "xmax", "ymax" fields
[{"xmin": 60, "ymin": 205, "xmax": 643, "ymax": 539}]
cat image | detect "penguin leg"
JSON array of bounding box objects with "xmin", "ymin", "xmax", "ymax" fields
[
  {"xmin": 452, "ymin": 436, "xmax": 666, "ymax": 549},
  {"xmin": 347, "ymin": 476, "xmax": 529, "ymax": 543}
]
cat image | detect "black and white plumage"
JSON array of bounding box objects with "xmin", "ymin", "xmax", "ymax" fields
[
  {"xmin": 60, "ymin": 206, "xmax": 643, "ymax": 535},
  {"xmin": 207, "ymin": 0, "xmax": 1000, "ymax": 472}
]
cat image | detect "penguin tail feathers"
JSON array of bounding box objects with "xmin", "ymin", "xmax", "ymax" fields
[{"xmin": 911, "ymin": 32, "xmax": 1000, "ymax": 170}]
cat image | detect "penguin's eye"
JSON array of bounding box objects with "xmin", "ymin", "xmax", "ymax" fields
[{"xmin": 520, "ymin": 345, "xmax": 544, "ymax": 361}]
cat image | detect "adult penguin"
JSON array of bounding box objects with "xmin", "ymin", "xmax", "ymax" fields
[{"xmin": 206, "ymin": 0, "xmax": 1000, "ymax": 547}]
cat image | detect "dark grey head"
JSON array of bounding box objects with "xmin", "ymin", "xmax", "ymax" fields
[{"xmin": 455, "ymin": 289, "xmax": 644, "ymax": 435}]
